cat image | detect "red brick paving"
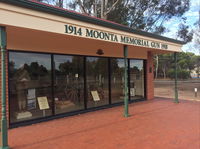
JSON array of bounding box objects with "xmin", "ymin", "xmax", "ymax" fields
[{"xmin": 9, "ymin": 98, "xmax": 200, "ymax": 149}]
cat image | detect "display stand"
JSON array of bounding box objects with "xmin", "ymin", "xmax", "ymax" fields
[
  {"xmin": 94, "ymin": 101, "xmax": 97, "ymax": 107},
  {"xmin": 37, "ymin": 96, "xmax": 49, "ymax": 117},
  {"xmin": 91, "ymin": 91, "xmax": 100, "ymax": 107},
  {"xmin": 16, "ymin": 111, "xmax": 32, "ymax": 120},
  {"xmin": 43, "ymin": 110, "xmax": 46, "ymax": 117}
]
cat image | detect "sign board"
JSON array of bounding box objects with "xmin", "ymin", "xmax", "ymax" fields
[
  {"xmin": 65, "ymin": 24, "xmax": 168, "ymax": 50},
  {"xmin": 91, "ymin": 91, "xmax": 100, "ymax": 101},
  {"xmin": 37, "ymin": 96, "xmax": 50, "ymax": 110}
]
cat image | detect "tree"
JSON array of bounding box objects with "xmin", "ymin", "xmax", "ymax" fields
[
  {"xmin": 194, "ymin": 56, "xmax": 200, "ymax": 78},
  {"xmin": 154, "ymin": 52, "xmax": 197, "ymax": 79},
  {"xmin": 29, "ymin": 62, "xmax": 48, "ymax": 79},
  {"xmin": 157, "ymin": 54, "xmax": 173, "ymax": 79},
  {"xmin": 36, "ymin": 0, "xmax": 190, "ymax": 35},
  {"xmin": 35, "ymin": 0, "xmax": 64, "ymax": 7},
  {"xmin": 177, "ymin": 23, "xmax": 193, "ymax": 43},
  {"xmin": 67, "ymin": 0, "xmax": 122, "ymax": 19},
  {"xmin": 193, "ymin": 7, "xmax": 200, "ymax": 54}
]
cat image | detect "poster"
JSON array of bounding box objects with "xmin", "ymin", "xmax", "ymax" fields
[
  {"xmin": 130, "ymin": 88, "xmax": 135, "ymax": 96},
  {"xmin": 27, "ymin": 98, "xmax": 36, "ymax": 110},
  {"xmin": 37, "ymin": 96, "xmax": 50, "ymax": 110},
  {"xmin": 91, "ymin": 91, "xmax": 100, "ymax": 101},
  {"xmin": 27, "ymin": 89, "xmax": 36, "ymax": 99}
]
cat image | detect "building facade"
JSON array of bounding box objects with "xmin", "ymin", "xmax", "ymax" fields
[{"xmin": 0, "ymin": 0, "xmax": 183, "ymax": 128}]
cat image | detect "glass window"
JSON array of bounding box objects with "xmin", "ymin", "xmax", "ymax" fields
[
  {"xmin": 9, "ymin": 52, "xmax": 52, "ymax": 123},
  {"xmin": 129, "ymin": 60, "xmax": 144, "ymax": 100},
  {"xmin": 86, "ymin": 57, "xmax": 109, "ymax": 108},
  {"xmin": 111, "ymin": 59, "xmax": 125, "ymax": 103},
  {"xmin": 8, "ymin": 50, "xmax": 146, "ymax": 125},
  {"xmin": 54, "ymin": 55, "xmax": 84, "ymax": 114}
]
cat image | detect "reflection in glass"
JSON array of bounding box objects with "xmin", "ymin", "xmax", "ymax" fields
[
  {"xmin": 9, "ymin": 52, "xmax": 52, "ymax": 123},
  {"xmin": 129, "ymin": 60, "xmax": 144, "ymax": 100},
  {"xmin": 54, "ymin": 55, "xmax": 84, "ymax": 114},
  {"xmin": 86, "ymin": 57, "xmax": 109, "ymax": 108},
  {"xmin": 8, "ymin": 51, "xmax": 146, "ymax": 124},
  {"xmin": 111, "ymin": 59, "xmax": 125, "ymax": 103}
]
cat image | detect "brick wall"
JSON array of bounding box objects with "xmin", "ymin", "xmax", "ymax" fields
[{"xmin": 146, "ymin": 51, "xmax": 154, "ymax": 100}]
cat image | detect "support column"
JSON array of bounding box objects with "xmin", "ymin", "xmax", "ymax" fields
[
  {"xmin": 174, "ymin": 52, "xmax": 179, "ymax": 103},
  {"xmin": 0, "ymin": 26, "xmax": 9, "ymax": 149},
  {"xmin": 124, "ymin": 45, "xmax": 129, "ymax": 117},
  {"xmin": 146, "ymin": 51, "xmax": 154, "ymax": 100}
]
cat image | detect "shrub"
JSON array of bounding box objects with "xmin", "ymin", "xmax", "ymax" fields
[{"xmin": 167, "ymin": 69, "xmax": 190, "ymax": 79}]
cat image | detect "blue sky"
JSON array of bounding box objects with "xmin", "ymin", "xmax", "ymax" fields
[{"xmin": 163, "ymin": 0, "xmax": 200, "ymax": 55}]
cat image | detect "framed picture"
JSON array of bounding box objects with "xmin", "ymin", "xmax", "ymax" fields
[
  {"xmin": 27, "ymin": 98, "xmax": 36, "ymax": 110},
  {"xmin": 27, "ymin": 88, "xmax": 36, "ymax": 99}
]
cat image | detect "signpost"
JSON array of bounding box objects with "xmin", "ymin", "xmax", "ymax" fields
[
  {"xmin": 194, "ymin": 88, "xmax": 198, "ymax": 97},
  {"xmin": 174, "ymin": 52, "xmax": 179, "ymax": 103},
  {"xmin": 124, "ymin": 45, "xmax": 129, "ymax": 117}
]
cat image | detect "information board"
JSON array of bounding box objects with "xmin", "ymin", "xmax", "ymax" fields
[{"xmin": 37, "ymin": 96, "xmax": 50, "ymax": 110}]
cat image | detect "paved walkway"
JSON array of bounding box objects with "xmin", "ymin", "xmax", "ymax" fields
[{"xmin": 9, "ymin": 98, "xmax": 200, "ymax": 149}]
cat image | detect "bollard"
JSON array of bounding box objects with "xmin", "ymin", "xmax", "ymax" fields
[{"xmin": 194, "ymin": 88, "xmax": 198, "ymax": 97}]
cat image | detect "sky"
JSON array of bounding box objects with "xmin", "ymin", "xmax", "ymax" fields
[{"xmin": 163, "ymin": 0, "xmax": 200, "ymax": 55}]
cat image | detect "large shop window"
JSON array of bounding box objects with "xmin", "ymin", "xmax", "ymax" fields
[
  {"xmin": 86, "ymin": 57, "xmax": 109, "ymax": 108},
  {"xmin": 54, "ymin": 55, "xmax": 84, "ymax": 114},
  {"xmin": 111, "ymin": 58, "xmax": 125, "ymax": 103},
  {"xmin": 8, "ymin": 51, "xmax": 145, "ymax": 125},
  {"xmin": 129, "ymin": 60, "xmax": 144, "ymax": 100},
  {"xmin": 9, "ymin": 52, "xmax": 52, "ymax": 123}
]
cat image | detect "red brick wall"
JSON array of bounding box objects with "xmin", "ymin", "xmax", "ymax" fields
[{"xmin": 146, "ymin": 51, "xmax": 154, "ymax": 100}]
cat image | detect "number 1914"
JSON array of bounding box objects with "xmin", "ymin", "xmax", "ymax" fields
[{"xmin": 65, "ymin": 25, "xmax": 82, "ymax": 36}]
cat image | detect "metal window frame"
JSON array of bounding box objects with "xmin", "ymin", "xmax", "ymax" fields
[{"xmin": 8, "ymin": 49, "xmax": 147, "ymax": 128}]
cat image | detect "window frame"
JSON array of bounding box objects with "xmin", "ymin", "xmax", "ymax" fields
[{"xmin": 8, "ymin": 49, "xmax": 146, "ymax": 128}]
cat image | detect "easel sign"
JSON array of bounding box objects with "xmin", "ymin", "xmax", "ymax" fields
[
  {"xmin": 37, "ymin": 96, "xmax": 50, "ymax": 117},
  {"xmin": 91, "ymin": 91, "xmax": 100, "ymax": 101}
]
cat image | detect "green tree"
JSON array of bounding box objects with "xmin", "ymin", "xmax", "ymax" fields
[
  {"xmin": 155, "ymin": 52, "xmax": 197, "ymax": 79},
  {"xmin": 36, "ymin": 0, "xmax": 190, "ymax": 35},
  {"xmin": 194, "ymin": 55, "xmax": 200, "ymax": 78},
  {"xmin": 157, "ymin": 54, "xmax": 173, "ymax": 78},
  {"xmin": 177, "ymin": 23, "xmax": 193, "ymax": 43},
  {"xmin": 177, "ymin": 52, "xmax": 196, "ymax": 71},
  {"xmin": 29, "ymin": 62, "xmax": 48, "ymax": 79}
]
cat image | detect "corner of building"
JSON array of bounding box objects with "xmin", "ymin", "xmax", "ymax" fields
[{"xmin": 146, "ymin": 51, "xmax": 154, "ymax": 100}]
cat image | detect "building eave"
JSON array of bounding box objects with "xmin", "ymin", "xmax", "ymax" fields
[{"xmin": 0, "ymin": 0, "xmax": 185, "ymax": 45}]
